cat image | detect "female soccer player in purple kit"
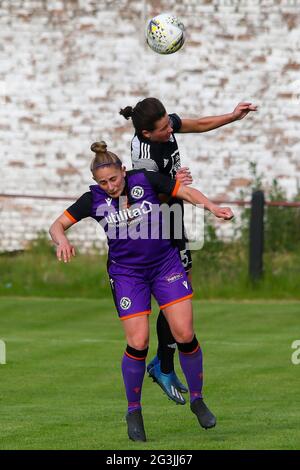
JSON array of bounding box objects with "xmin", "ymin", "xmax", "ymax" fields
[
  {"xmin": 49, "ymin": 141, "xmax": 233, "ymax": 441},
  {"xmin": 120, "ymin": 97, "xmax": 257, "ymax": 404}
]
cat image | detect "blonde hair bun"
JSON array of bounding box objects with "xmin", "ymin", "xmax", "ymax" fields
[{"xmin": 90, "ymin": 141, "xmax": 107, "ymax": 154}]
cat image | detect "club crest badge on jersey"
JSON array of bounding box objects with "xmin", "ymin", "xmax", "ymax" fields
[{"xmin": 131, "ymin": 186, "xmax": 144, "ymax": 199}]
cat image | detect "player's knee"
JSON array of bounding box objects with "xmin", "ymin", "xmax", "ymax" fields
[
  {"xmin": 173, "ymin": 329, "xmax": 194, "ymax": 344},
  {"xmin": 128, "ymin": 335, "xmax": 149, "ymax": 351}
]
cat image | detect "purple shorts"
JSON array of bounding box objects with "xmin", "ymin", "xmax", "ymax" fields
[{"xmin": 108, "ymin": 253, "xmax": 193, "ymax": 321}]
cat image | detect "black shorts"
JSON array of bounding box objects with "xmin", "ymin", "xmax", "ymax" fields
[{"xmin": 172, "ymin": 238, "xmax": 192, "ymax": 274}]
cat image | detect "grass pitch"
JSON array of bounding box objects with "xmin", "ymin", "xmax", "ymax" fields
[{"xmin": 0, "ymin": 297, "xmax": 299, "ymax": 450}]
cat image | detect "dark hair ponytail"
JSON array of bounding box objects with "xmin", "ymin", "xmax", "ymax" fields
[
  {"xmin": 119, "ymin": 106, "xmax": 133, "ymax": 120},
  {"xmin": 119, "ymin": 97, "xmax": 166, "ymax": 136}
]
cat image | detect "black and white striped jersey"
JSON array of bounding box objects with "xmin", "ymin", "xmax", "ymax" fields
[
  {"xmin": 129, "ymin": 112, "xmax": 192, "ymax": 271},
  {"xmin": 130, "ymin": 113, "xmax": 182, "ymax": 178}
]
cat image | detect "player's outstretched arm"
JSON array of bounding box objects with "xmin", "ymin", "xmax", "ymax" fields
[
  {"xmin": 179, "ymin": 102, "xmax": 258, "ymax": 133},
  {"xmin": 176, "ymin": 185, "xmax": 234, "ymax": 220},
  {"xmin": 49, "ymin": 214, "xmax": 76, "ymax": 263}
]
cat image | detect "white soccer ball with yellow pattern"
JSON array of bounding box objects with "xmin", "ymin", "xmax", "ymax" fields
[{"xmin": 146, "ymin": 13, "xmax": 185, "ymax": 55}]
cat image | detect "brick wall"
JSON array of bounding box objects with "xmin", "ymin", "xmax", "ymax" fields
[{"xmin": 1, "ymin": 0, "xmax": 300, "ymax": 252}]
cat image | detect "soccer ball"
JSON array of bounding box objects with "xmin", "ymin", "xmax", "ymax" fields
[{"xmin": 146, "ymin": 13, "xmax": 185, "ymax": 55}]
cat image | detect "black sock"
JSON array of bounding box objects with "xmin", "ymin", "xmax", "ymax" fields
[{"xmin": 156, "ymin": 310, "xmax": 176, "ymax": 374}]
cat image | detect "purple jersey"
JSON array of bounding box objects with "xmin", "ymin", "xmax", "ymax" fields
[
  {"xmin": 130, "ymin": 113, "xmax": 192, "ymax": 272},
  {"xmin": 65, "ymin": 169, "xmax": 181, "ymax": 268}
]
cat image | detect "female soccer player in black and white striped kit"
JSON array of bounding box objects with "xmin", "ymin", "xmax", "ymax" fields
[{"xmin": 120, "ymin": 97, "xmax": 257, "ymax": 404}]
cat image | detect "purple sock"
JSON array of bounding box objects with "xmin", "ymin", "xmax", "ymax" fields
[
  {"xmin": 179, "ymin": 344, "xmax": 203, "ymax": 403},
  {"xmin": 121, "ymin": 352, "xmax": 146, "ymax": 414}
]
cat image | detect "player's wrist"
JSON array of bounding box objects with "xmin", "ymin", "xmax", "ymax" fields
[
  {"xmin": 229, "ymin": 111, "xmax": 237, "ymax": 122},
  {"xmin": 207, "ymin": 203, "xmax": 219, "ymax": 214},
  {"xmin": 56, "ymin": 236, "xmax": 69, "ymax": 247}
]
